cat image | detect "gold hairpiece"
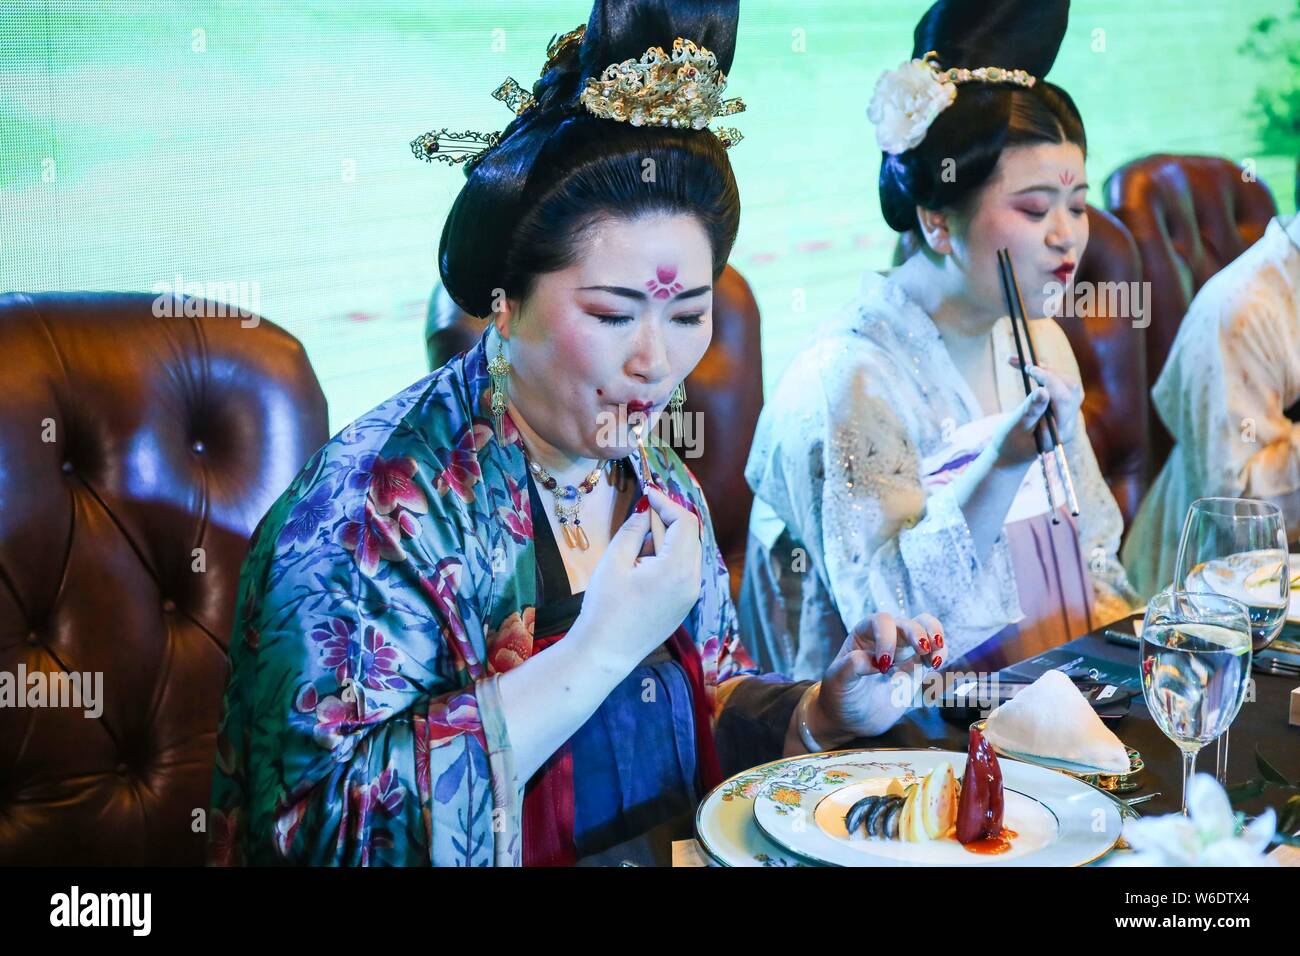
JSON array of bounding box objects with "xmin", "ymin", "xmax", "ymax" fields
[
  {"xmin": 409, "ymin": 24, "xmax": 585, "ymax": 169},
  {"xmin": 579, "ymin": 37, "xmax": 746, "ymax": 146},
  {"xmin": 410, "ymin": 129, "xmax": 501, "ymax": 166},
  {"xmin": 411, "ymin": 24, "xmax": 746, "ymax": 168},
  {"xmin": 410, "ymin": 76, "xmax": 536, "ymax": 169}
]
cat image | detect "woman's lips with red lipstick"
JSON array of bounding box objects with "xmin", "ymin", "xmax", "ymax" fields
[
  {"xmin": 1051, "ymin": 263, "xmax": 1076, "ymax": 283},
  {"xmin": 624, "ymin": 399, "xmax": 655, "ymax": 413}
]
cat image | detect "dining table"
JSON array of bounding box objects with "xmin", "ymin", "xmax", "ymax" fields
[{"xmin": 576, "ymin": 617, "xmax": 1300, "ymax": 866}]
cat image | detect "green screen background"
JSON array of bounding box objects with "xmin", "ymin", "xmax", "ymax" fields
[{"xmin": 3, "ymin": 1, "xmax": 1294, "ymax": 434}]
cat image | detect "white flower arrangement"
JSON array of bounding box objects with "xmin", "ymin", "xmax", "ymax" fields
[
  {"xmin": 866, "ymin": 57, "xmax": 957, "ymax": 156},
  {"xmin": 1109, "ymin": 773, "xmax": 1278, "ymax": 867}
]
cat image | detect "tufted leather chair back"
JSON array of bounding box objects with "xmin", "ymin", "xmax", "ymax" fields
[
  {"xmin": 677, "ymin": 266, "xmax": 764, "ymax": 598},
  {"xmin": 0, "ymin": 292, "xmax": 328, "ymax": 865},
  {"xmin": 1104, "ymin": 154, "xmax": 1277, "ymax": 466},
  {"xmin": 1057, "ymin": 205, "xmax": 1151, "ymax": 531},
  {"xmin": 426, "ymin": 265, "xmax": 764, "ymax": 599}
]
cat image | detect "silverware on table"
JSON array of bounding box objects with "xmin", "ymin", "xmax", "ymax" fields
[
  {"xmin": 1256, "ymin": 657, "xmax": 1300, "ymax": 678},
  {"xmin": 1121, "ymin": 792, "xmax": 1161, "ymax": 809}
]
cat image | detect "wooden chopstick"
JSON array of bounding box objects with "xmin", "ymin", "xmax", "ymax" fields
[{"xmin": 997, "ymin": 248, "xmax": 1081, "ymax": 520}]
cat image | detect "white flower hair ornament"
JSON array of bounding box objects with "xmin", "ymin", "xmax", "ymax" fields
[{"xmin": 867, "ymin": 50, "xmax": 1037, "ymax": 156}]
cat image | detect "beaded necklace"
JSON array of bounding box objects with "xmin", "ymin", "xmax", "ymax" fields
[{"xmin": 525, "ymin": 455, "xmax": 609, "ymax": 551}]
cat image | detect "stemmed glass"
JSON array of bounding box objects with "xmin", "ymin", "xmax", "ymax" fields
[
  {"xmin": 1171, "ymin": 497, "xmax": 1287, "ymax": 783},
  {"xmin": 1140, "ymin": 589, "xmax": 1253, "ymax": 815}
]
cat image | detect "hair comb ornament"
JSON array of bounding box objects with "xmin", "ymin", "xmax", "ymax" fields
[
  {"xmin": 409, "ymin": 74, "xmax": 538, "ymax": 171},
  {"xmin": 868, "ymin": 49, "xmax": 1037, "ymax": 156},
  {"xmin": 410, "ymin": 25, "xmax": 583, "ymax": 170},
  {"xmin": 410, "ymin": 129, "xmax": 502, "ymax": 168},
  {"xmin": 578, "ymin": 37, "xmax": 746, "ymax": 147},
  {"xmin": 542, "ymin": 23, "xmax": 586, "ymax": 73}
]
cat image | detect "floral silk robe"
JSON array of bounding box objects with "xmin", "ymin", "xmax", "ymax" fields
[{"xmin": 207, "ymin": 333, "xmax": 756, "ymax": 865}]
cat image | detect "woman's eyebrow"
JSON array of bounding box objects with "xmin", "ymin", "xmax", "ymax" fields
[
  {"xmin": 577, "ymin": 284, "xmax": 711, "ymax": 300},
  {"xmin": 1011, "ymin": 183, "xmax": 1090, "ymax": 195}
]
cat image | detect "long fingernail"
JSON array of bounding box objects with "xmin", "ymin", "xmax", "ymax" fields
[
  {"xmin": 877, "ymin": 654, "xmax": 892, "ymax": 673},
  {"xmin": 919, "ymin": 637, "xmax": 931, "ymax": 653},
  {"xmin": 931, "ymin": 655, "xmax": 942, "ymax": 668},
  {"xmin": 934, "ymin": 633, "xmax": 944, "ymax": 649},
  {"xmin": 635, "ymin": 495, "xmax": 650, "ymax": 513}
]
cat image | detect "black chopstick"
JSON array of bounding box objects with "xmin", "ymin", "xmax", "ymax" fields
[
  {"xmin": 996, "ymin": 248, "xmax": 1081, "ymax": 519},
  {"xmin": 1000, "ymin": 251, "xmax": 1082, "ymax": 518},
  {"xmin": 996, "ymin": 249, "xmax": 1060, "ymax": 523}
]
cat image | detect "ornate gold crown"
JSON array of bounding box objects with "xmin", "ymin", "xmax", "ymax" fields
[
  {"xmin": 411, "ymin": 24, "xmax": 745, "ymax": 170},
  {"xmin": 579, "ymin": 36, "xmax": 745, "ymax": 141}
]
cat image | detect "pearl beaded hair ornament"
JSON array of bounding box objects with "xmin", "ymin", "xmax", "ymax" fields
[
  {"xmin": 868, "ymin": 49, "xmax": 1037, "ymax": 156},
  {"xmin": 411, "ymin": 24, "xmax": 745, "ymax": 171}
]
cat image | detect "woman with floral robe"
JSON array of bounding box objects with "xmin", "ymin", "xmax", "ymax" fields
[
  {"xmin": 210, "ymin": 337, "xmax": 765, "ymax": 865},
  {"xmin": 208, "ymin": 0, "xmax": 947, "ymax": 867}
]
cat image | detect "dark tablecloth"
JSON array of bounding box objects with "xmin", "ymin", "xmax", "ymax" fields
[
  {"xmin": 582, "ymin": 625, "xmax": 1300, "ymax": 865},
  {"xmin": 870, "ymin": 629, "xmax": 1300, "ymax": 819}
]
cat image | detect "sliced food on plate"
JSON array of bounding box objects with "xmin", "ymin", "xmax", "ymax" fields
[{"xmin": 843, "ymin": 728, "xmax": 1011, "ymax": 853}]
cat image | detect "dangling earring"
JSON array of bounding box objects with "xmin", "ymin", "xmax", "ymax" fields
[
  {"xmin": 668, "ymin": 381, "xmax": 686, "ymax": 437},
  {"xmin": 488, "ymin": 336, "xmax": 511, "ymax": 443}
]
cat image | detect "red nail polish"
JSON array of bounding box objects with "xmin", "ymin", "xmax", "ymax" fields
[
  {"xmin": 931, "ymin": 655, "xmax": 942, "ymax": 668},
  {"xmin": 635, "ymin": 495, "xmax": 650, "ymax": 513},
  {"xmin": 934, "ymin": 633, "xmax": 944, "ymax": 649},
  {"xmin": 877, "ymin": 654, "xmax": 892, "ymax": 673},
  {"xmin": 919, "ymin": 637, "xmax": 931, "ymax": 653}
]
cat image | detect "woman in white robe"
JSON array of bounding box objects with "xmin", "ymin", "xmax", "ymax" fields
[
  {"xmin": 1122, "ymin": 212, "xmax": 1300, "ymax": 599},
  {"xmin": 739, "ymin": 0, "xmax": 1138, "ymax": 680},
  {"xmin": 740, "ymin": 269, "xmax": 1137, "ymax": 680}
]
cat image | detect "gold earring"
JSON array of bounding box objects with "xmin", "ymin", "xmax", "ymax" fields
[
  {"xmin": 488, "ymin": 339, "xmax": 511, "ymax": 442},
  {"xmin": 668, "ymin": 381, "xmax": 686, "ymax": 435}
]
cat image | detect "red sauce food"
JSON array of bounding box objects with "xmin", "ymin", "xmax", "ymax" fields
[{"xmin": 962, "ymin": 828, "xmax": 1018, "ymax": 855}]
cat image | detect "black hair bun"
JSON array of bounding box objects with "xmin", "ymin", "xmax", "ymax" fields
[
  {"xmin": 439, "ymin": 0, "xmax": 740, "ymax": 317},
  {"xmin": 912, "ymin": 0, "xmax": 1069, "ymax": 80},
  {"xmin": 877, "ymin": 0, "xmax": 1080, "ymax": 234}
]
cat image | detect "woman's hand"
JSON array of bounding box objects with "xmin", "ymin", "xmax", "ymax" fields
[
  {"xmin": 498, "ymin": 486, "xmax": 702, "ymax": 784},
  {"xmin": 574, "ymin": 485, "xmax": 703, "ymax": 674},
  {"xmin": 993, "ymin": 357, "xmax": 1082, "ymax": 466},
  {"xmin": 809, "ymin": 612, "xmax": 945, "ymax": 742}
]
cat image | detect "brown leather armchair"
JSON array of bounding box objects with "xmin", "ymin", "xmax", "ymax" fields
[
  {"xmin": 426, "ymin": 265, "xmax": 764, "ymax": 599},
  {"xmin": 1104, "ymin": 154, "xmax": 1278, "ymax": 467},
  {"xmin": 0, "ymin": 291, "xmax": 328, "ymax": 865}
]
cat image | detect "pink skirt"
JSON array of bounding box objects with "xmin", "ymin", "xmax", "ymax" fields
[{"xmin": 952, "ymin": 507, "xmax": 1096, "ymax": 674}]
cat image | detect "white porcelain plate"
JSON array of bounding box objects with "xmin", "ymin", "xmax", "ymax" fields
[
  {"xmin": 694, "ymin": 755, "xmax": 813, "ymax": 866},
  {"xmin": 749, "ymin": 749, "xmax": 1122, "ymax": 867}
]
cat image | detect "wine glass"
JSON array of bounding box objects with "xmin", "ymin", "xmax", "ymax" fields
[
  {"xmin": 1140, "ymin": 589, "xmax": 1252, "ymax": 815},
  {"xmin": 1171, "ymin": 497, "xmax": 1287, "ymax": 784}
]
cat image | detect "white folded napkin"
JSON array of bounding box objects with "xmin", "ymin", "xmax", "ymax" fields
[{"xmin": 983, "ymin": 670, "xmax": 1131, "ymax": 773}]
